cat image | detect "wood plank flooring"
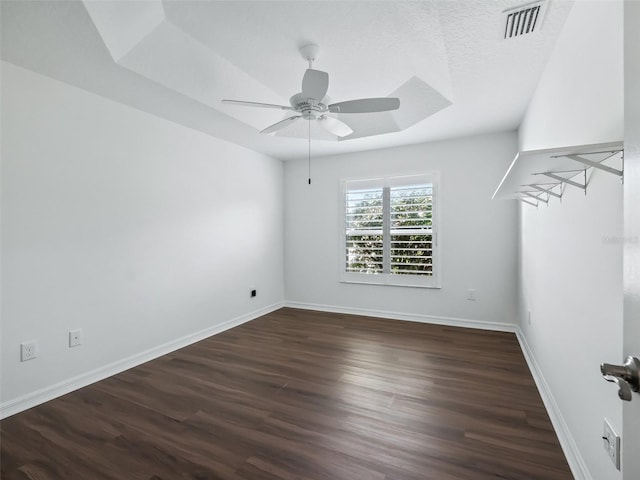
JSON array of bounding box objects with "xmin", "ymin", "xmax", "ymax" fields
[{"xmin": 1, "ymin": 308, "xmax": 573, "ymax": 479}]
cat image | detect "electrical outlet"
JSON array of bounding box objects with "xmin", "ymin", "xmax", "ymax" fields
[
  {"xmin": 467, "ymin": 289, "xmax": 476, "ymax": 301},
  {"xmin": 602, "ymin": 418, "xmax": 620, "ymax": 470},
  {"xmin": 69, "ymin": 329, "xmax": 82, "ymax": 348},
  {"xmin": 250, "ymin": 288, "xmax": 257, "ymax": 298},
  {"xmin": 20, "ymin": 340, "xmax": 38, "ymax": 362}
]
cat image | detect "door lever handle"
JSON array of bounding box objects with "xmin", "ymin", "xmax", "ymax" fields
[
  {"xmin": 603, "ymin": 375, "xmax": 633, "ymax": 401},
  {"xmin": 600, "ymin": 356, "xmax": 640, "ymax": 402}
]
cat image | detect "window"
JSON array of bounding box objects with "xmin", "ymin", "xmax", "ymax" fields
[{"xmin": 341, "ymin": 174, "xmax": 440, "ymax": 288}]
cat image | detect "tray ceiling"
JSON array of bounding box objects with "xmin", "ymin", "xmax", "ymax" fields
[{"xmin": 1, "ymin": 0, "xmax": 574, "ymax": 160}]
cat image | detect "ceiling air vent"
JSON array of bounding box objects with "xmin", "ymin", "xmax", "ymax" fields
[{"xmin": 502, "ymin": 1, "xmax": 547, "ymax": 39}]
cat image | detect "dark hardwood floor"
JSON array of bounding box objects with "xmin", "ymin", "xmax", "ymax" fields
[{"xmin": 1, "ymin": 308, "xmax": 573, "ymax": 479}]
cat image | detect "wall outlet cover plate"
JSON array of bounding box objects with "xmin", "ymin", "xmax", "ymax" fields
[
  {"xmin": 20, "ymin": 341, "xmax": 38, "ymax": 362},
  {"xmin": 69, "ymin": 329, "xmax": 82, "ymax": 347},
  {"xmin": 603, "ymin": 418, "xmax": 620, "ymax": 470}
]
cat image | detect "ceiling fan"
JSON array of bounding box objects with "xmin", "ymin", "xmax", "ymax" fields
[{"xmin": 221, "ymin": 44, "xmax": 400, "ymax": 138}]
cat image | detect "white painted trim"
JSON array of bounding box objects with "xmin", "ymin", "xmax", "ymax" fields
[
  {"xmin": 284, "ymin": 301, "xmax": 517, "ymax": 332},
  {"xmin": 0, "ymin": 302, "xmax": 284, "ymax": 420},
  {"xmin": 339, "ymin": 173, "xmax": 442, "ymax": 289},
  {"xmin": 1, "ymin": 298, "xmax": 589, "ymax": 480},
  {"xmin": 515, "ymin": 327, "xmax": 592, "ymax": 480}
]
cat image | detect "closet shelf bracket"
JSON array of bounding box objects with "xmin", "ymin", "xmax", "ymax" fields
[
  {"xmin": 534, "ymin": 170, "xmax": 587, "ymax": 193},
  {"xmin": 558, "ymin": 152, "xmax": 624, "ymax": 177},
  {"xmin": 528, "ymin": 183, "xmax": 563, "ymax": 199},
  {"xmin": 523, "ymin": 191, "xmax": 549, "ymax": 204}
]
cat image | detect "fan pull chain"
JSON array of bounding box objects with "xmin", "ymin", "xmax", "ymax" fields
[{"xmin": 308, "ymin": 119, "xmax": 311, "ymax": 185}]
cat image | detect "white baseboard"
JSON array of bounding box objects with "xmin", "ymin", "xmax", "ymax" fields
[
  {"xmin": 284, "ymin": 301, "xmax": 518, "ymax": 333},
  {"xmin": 0, "ymin": 302, "xmax": 284, "ymax": 420},
  {"xmin": 515, "ymin": 328, "xmax": 592, "ymax": 480},
  {"xmin": 1, "ymin": 300, "xmax": 590, "ymax": 480}
]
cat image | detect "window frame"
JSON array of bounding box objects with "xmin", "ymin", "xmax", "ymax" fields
[{"xmin": 339, "ymin": 173, "xmax": 441, "ymax": 289}]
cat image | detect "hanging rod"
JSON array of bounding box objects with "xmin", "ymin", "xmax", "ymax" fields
[{"xmin": 551, "ymin": 148, "xmax": 622, "ymax": 157}]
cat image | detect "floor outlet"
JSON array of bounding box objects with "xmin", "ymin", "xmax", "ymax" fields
[
  {"xmin": 69, "ymin": 329, "xmax": 82, "ymax": 348},
  {"xmin": 602, "ymin": 418, "xmax": 620, "ymax": 470},
  {"xmin": 20, "ymin": 340, "xmax": 38, "ymax": 362}
]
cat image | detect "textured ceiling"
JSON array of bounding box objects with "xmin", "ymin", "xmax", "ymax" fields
[{"xmin": 1, "ymin": 0, "xmax": 574, "ymax": 160}]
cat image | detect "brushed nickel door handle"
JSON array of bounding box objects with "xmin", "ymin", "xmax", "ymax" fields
[
  {"xmin": 601, "ymin": 356, "xmax": 640, "ymax": 401},
  {"xmin": 603, "ymin": 375, "xmax": 633, "ymax": 401}
]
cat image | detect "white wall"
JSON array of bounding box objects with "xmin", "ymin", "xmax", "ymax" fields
[
  {"xmin": 517, "ymin": 1, "xmax": 624, "ymax": 479},
  {"xmin": 0, "ymin": 62, "xmax": 284, "ymax": 412},
  {"xmin": 518, "ymin": 169, "xmax": 623, "ymax": 480},
  {"xmin": 519, "ymin": 0, "xmax": 623, "ymax": 152},
  {"xmin": 284, "ymin": 131, "xmax": 519, "ymax": 328}
]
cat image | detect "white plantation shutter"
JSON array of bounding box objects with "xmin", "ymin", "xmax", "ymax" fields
[
  {"xmin": 389, "ymin": 184, "xmax": 433, "ymax": 276},
  {"xmin": 341, "ymin": 174, "xmax": 439, "ymax": 288},
  {"xmin": 345, "ymin": 186, "xmax": 384, "ymax": 274}
]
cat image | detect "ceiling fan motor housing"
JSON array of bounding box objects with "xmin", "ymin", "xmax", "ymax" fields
[{"xmin": 289, "ymin": 92, "xmax": 327, "ymax": 119}]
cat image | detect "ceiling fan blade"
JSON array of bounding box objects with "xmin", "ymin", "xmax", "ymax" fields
[
  {"xmin": 318, "ymin": 116, "xmax": 353, "ymax": 138},
  {"xmin": 222, "ymin": 99, "xmax": 292, "ymax": 111},
  {"xmin": 328, "ymin": 97, "xmax": 400, "ymax": 114},
  {"xmin": 260, "ymin": 115, "xmax": 302, "ymax": 134},
  {"xmin": 302, "ymin": 69, "xmax": 329, "ymax": 101}
]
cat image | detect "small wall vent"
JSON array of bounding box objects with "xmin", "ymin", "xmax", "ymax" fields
[{"xmin": 502, "ymin": 1, "xmax": 547, "ymax": 39}]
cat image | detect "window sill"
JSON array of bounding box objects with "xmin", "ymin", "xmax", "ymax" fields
[{"xmin": 340, "ymin": 277, "xmax": 441, "ymax": 289}]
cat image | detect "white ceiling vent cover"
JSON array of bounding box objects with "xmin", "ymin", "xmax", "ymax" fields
[{"xmin": 502, "ymin": 1, "xmax": 548, "ymax": 39}]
